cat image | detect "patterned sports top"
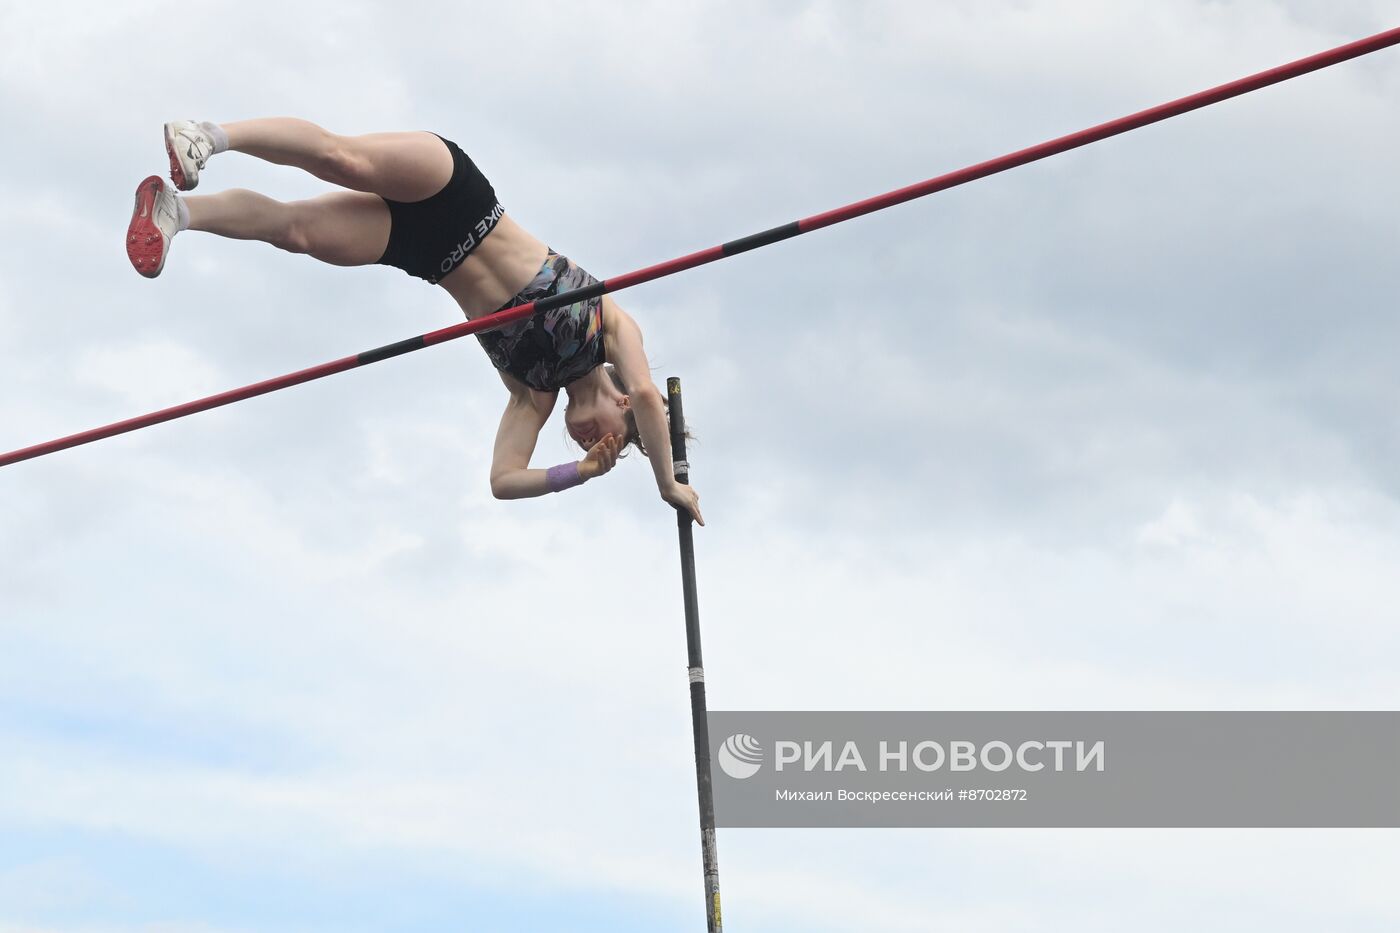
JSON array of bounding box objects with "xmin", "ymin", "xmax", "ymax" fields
[{"xmin": 476, "ymin": 250, "xmax": 606, "ymax": 391}]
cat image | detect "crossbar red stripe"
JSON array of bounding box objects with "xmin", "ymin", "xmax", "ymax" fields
[
  {"xmin": 2, "ymin": 301, "xmax": 545, "ymax": 466},
  {"xmin": 3, "ymin": 26, "xmax": 1397, "ymax": 469}
]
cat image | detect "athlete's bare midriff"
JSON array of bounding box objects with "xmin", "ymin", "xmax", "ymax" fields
[{"xmin": 438, "ymin": 212, "xmax": 550, "ymax": 319}]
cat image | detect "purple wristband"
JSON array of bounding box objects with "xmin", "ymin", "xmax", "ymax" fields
[{"xmin": 546, "ymin": 460, "xmax": 585, "ymax": 493}]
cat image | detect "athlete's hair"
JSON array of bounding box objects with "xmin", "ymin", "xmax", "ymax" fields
[{"xmin": 604, "ymin": 363, "xmax": 692, "ymax": 459}]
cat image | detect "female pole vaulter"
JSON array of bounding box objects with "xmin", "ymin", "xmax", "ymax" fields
[{"xmin": 126, "ymin": 118, "xmax": 703, "ymax": 524}]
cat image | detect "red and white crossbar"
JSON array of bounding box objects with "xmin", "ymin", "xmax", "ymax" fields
[{"xmin": 3, "ymin": 25, "xmax": 1397, "ymax": 469}]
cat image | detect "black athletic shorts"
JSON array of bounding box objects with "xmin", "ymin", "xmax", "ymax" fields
[{"xmin": 375, "ymin": 134, "xmax": 504, "ymax": 284}]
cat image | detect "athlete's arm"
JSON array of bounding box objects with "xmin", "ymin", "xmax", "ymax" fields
[
  {"xmin": 488, "ymin": 377, "xmax": 559, "ymax": 499},
  {"xmin": 605, "ymin": 300, "xmax": 704, "ymax": 524},
  {"xmin": 488, "ymin": 374, "xmax": 621, "ymax": 498}
]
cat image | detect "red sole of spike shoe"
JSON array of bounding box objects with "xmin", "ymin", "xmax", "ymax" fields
[
  {"xmin": 164, "ymin": 124, "xmax": 192, "ymax": 190},
  {"xmin": 126, "ymin": 175, "xmax": 169, "ymax": 278}
]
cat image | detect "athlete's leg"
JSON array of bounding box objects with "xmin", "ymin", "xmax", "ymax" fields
[
  {"xmin": 220, "ymin": 118, "xmax": 454, "ymax": 202},
  {"xmin": 185, "ymin": 188, "xmax": 391, "ymax": 266}
]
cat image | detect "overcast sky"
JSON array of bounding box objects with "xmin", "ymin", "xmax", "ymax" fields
[{"xmin": 2, "ymin": 1, "xmax": 1398, "ymax": 931}]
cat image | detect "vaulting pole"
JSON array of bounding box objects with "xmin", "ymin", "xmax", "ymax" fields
[
  {"xmin": 667, "ymin": 376, "xmax": 721, "ymax": 932},
  {"xmin": 4, "ymin": 26, "xmax": 1398, "ymax": 469}
]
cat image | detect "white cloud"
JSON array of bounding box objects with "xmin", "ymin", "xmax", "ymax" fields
[{"xmin": 71, "ymin": 339, "xmax": 223, "ymax": 410}]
